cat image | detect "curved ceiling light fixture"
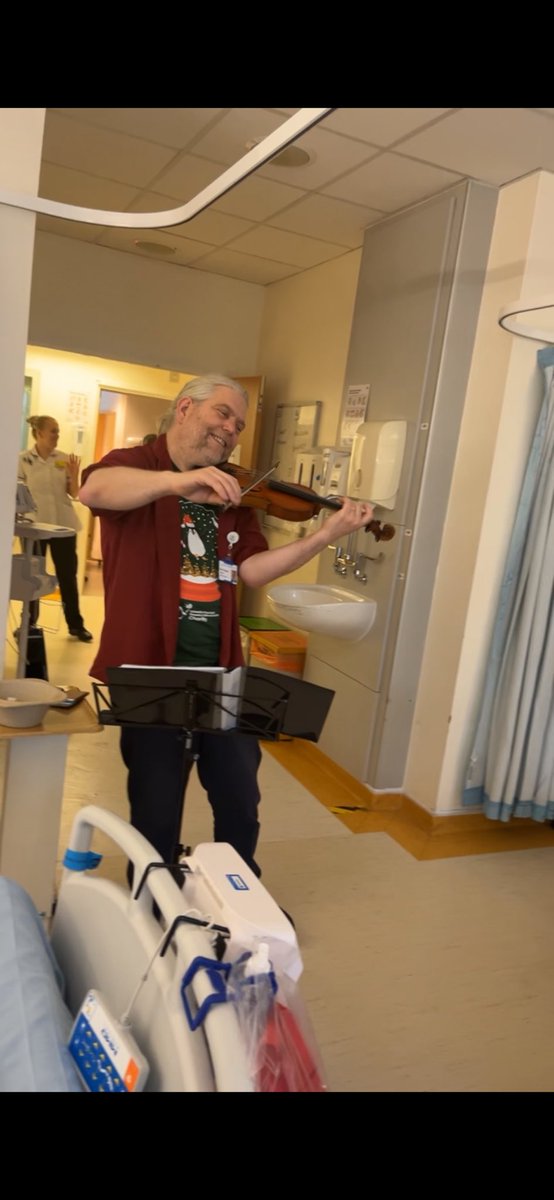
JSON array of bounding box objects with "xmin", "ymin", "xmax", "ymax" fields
[
  {"xmin": 498, "ymin": 295, "xmax": 554, "ymax": 344},
  {"xmin": 0, "ymin": 108, "xmax": 333, "ymax": 230}
]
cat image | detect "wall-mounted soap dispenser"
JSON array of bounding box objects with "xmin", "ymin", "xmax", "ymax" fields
[{"xmin": 347, "ymin": 420, "xmax": 407, "ymax": 510}]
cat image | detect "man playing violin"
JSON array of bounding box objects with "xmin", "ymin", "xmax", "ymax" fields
[{"xmin": 79, "ymin": 375, "xmax": 374, "ymax": 883}]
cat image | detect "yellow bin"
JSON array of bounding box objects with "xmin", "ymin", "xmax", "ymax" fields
[{"xmin": 248, "ymin": 629, "xmax": 307, "ymax": 677}]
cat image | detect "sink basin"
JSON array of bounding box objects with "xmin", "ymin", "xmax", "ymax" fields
[{"xmin": 266, "ymin": 584, "xmax": 377, "ymax": 642}]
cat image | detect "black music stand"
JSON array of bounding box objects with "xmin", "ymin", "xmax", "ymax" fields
[
  {"xmin": 92, "ymin": 665, "xmax": 335, "ymax": 874},
  {"xmin": 92, "ymin": 665, "xmax": 335, "ymax": 745}
]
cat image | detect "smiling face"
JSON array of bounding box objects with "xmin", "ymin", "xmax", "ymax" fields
[{"xmin": 167, "ymin": 385, "xmax": 247, "ymax": 471}]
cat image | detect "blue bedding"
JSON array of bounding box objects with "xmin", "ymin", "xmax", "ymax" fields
[{"xmin": 0, "ymin": 877, "xmax": 82, "ymax": 1092}]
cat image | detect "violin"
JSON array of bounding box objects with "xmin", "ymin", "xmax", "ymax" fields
[{"xmin": 221, "ymin": 464, "xmax": 395, "ymax": 542}]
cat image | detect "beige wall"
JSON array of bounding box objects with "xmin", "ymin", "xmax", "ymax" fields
[
  {"xmin": 258, "ymin": 250, "xmax": 362, "ymax": 465},
  {"xmin": 405, "ymin": 171, "xmax": 554, "ymax": 813},
  {"xmin": 30, "ymin": 231, "xmax": 265, "ymax": 378},
  {"xmin": 242, "ymin": 249, "xmax": 362, "ymax": 618},
  {"xmin": 0, "ymin": 109, "xmax": 45, "ymax": 674}
]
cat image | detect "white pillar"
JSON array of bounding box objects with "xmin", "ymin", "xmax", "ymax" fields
[{"xmin": 0, "ymin": 108, "xmax": 46, "ymax": 673}]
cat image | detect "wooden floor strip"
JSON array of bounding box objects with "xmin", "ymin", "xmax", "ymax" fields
[{"xmin": 265, "ymin": 737, "xmax": 554, "ymax": 861}]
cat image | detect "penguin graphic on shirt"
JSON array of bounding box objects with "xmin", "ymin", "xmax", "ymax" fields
[{"xmin": 179, "ymin": 505, "xmax": 221, "ymax": 617}]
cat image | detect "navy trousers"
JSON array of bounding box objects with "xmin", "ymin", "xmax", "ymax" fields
[{"xmin": 120, "ymin": 726, "xmax": 262, "ymax": 876}]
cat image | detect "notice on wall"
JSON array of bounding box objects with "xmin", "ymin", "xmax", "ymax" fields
[
  {"xmin": 340, "ymin": 383, "xmax": 370, "ymax": 449},
  {"xmin": 67, "ymin": 392, "xmax": 89, "ymax": 424}
]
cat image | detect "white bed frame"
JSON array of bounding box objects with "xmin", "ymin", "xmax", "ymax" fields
[{"xmin": 51, "ymin": 805, "xmax": 301, "ymax": 1093}]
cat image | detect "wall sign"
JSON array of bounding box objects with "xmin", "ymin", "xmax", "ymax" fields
[
  {"xmin": 67, "ymin": 392, "xmax": 89, "ymax": 424},
  {"xmin": 340, "ymin": 383, "xmax": 370, "ymax": 449}
]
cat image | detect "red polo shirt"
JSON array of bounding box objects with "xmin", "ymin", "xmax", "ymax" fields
[{"xmin": 81, "ymin": 437, "xmax": 268, "ymax": 683}]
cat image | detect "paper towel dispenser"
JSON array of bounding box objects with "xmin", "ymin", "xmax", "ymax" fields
[{"xmin": 347, "ymin": 420, "xmax": 407, "ymax": 510}]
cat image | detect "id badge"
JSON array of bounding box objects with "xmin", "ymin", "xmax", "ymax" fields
[{"xmin": 219, "ymin": 558, "xmax": 238, "ymax": 585}]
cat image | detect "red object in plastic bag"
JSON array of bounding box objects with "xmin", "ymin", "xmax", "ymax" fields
[{"xmin": 256, "ymin": 1000, "xmax": 326, "ymax": 1093}]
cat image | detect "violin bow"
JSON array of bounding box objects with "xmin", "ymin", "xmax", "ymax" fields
[
  {"xmin": 238, "ymin": 462, "xmax": 279, "ymax": 499},
  {"xmin": 220, "ymin": 462, "xmax": 279, "ymax": 511}
]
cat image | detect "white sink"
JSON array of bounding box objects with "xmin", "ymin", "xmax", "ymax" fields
[{"xmin": 267, "ymin": 584, "xmax": 377, "ymax": 642}]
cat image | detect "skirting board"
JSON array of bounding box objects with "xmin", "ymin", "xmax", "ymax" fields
[{"xmin": 264, "ymin": 738, "xmax": 554, "ymax": 862}]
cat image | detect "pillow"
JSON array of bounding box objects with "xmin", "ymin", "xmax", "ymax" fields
[{"xmin": 0, "ymin": 877, "xmax": 82, "ymax": 1092}]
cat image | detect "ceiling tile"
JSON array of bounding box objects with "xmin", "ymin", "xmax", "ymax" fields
[
  {"xmin": 170, "ymin": 208, "xmax": 254, "ymax": 245},
  {"xmin": 189, "ymin": 108, "xmax": 290, "ymax": 165},
  {"xmin": 189, "ymin": 249, "xmax": 298, "ymax": 285},
  {"xmin": 229, "ymin": 225, "xmax": 347, "ymax": 268},
  {"xmin": 322, "ymin": 152, "xmax": 462, "ymax": 210},
  {"xmin": 153, "ymin": 153, "xmax": 235, "ymax": 202},
  {"xmin": 39, "ymin": 162, "xmax": 140, "ymax": 211},
  {"xmin": 396, "ymin": 107, "xmax": 554, "ymax": 185},
  {"xmin": 126, "ymin": 189, "xmax": 192, "ymax": 214},
  {"xmin": 95, "ymin": 227, "xmax": 214, "ymax": 265},
  {"xmin": 266, "ymin": 193, "xmax": 383, "ymax": 247},
  {"xmin": 41, "ymin": 113, "xmax": 177, "ymax": 189},
  {"xmin": 48, "ymin": 108, "xmax": 226, "ymax": 149},
  {"xmin": 127, "ymin": 190, "xmax": 254, "ymax": 243},
  {"xmin": 257, "ymin": 125, "xmax": 378, "ymax": 189},
  {"xmin": 322, "ymin": 108, "xmax": 455, "ymax": 146},
  {"xmin": 36, "ymin": 214, "xmax": 106, "ymax": 242},
  {"xmin": 33, "ymin": 106, "xmax": 554, "ymax": 290},
  {"xmin": 213, "ymin": 174, "xmax": 307, "ymax": 221}
]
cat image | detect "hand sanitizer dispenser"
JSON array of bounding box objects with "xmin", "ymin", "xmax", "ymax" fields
[{"xmin": 347, "ymin": 420, "xmax": 407, "ymax": 510}]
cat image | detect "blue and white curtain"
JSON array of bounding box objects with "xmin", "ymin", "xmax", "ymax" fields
[{"xmin": 464, "ymin": 345, "xmax": 554, "ymax": 822}]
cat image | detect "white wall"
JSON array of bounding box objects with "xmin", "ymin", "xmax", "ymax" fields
[
  {"xmin": 405, "ymin": 171, "xmax": 554, "ymax": 814},
  {"xmin": 242, "ymin": 249, "xmax": 362, "ymax": 617},
  {"xmin": 0, "ymin": 109, "xmax": 45, "ymax": 674},
  {"xmin": 257, "ymin": 250, "xmax": 362, "ymax": 465},
  {"xmin": 30, "ymin": 232, "xmax": 265, "ymax": 377}
]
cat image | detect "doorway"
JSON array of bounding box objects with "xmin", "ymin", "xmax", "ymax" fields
[
  {"xmin": 83, "ymin": 387, "xmax": 171, "ymax": 596},
  {"xmin": 82, "ymin": 377, "xmax": 265, "ymax": 599}
]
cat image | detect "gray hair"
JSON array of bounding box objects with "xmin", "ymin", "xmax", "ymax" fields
[{"xmin": 159, "ymin": 374, "xmax": 248, "ymax": 434}]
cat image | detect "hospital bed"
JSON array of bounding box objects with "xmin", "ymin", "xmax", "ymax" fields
[{"xmin": 0, "ymin": 804, "xmax": 310, "ymax": 1093}]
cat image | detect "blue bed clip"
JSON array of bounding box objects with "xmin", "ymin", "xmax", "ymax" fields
[
  {"xmin": 180, "ymin": 956, "xmax": 231, "ymax": 1031},
  {"xmin": 62, "ymin": 849, "xmax": 102, "ymax": 872}
]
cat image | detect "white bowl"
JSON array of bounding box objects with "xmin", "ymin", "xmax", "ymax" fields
[{"xmin": 0, "ymin": 679, "xmax": 66, "ymax": 729}]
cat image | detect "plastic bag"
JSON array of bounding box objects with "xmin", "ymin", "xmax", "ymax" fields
[{"xmin": 226, "ymin": 945, "xmax": 326, "ymax": 1093}]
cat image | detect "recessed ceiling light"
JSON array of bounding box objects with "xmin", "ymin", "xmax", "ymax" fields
[
  {"xmin": 245, "ymin": 138, "xmax": 311, "ymax": 167},
  {"xmin": 133, "ymin": 239, "xmax": 176, "ymax": 256},
  {"xmin": 272, "ymin": 145, "xmax": 311, "ymax": 167}
]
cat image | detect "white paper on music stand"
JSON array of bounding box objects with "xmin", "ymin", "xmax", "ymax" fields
[{"xmin": 119, "ymin": 664, "xmax": 244, "ymax": 730}]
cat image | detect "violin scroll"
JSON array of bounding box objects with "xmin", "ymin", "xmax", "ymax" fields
[{"xmin": 365, "ymin": 520, "xmax": 395, "ymax": 542}]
